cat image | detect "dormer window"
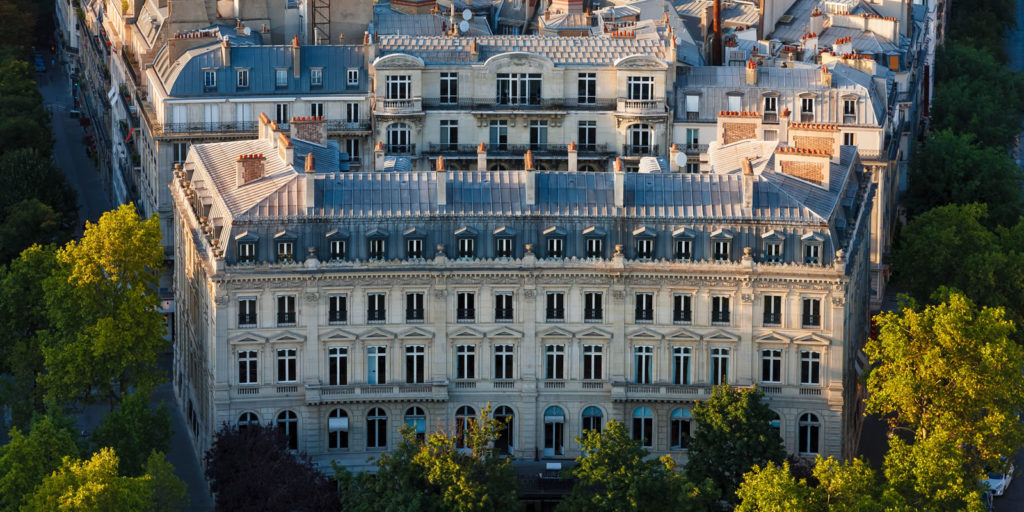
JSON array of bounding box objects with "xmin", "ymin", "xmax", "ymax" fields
[
  {"xmin": 800, "ymin": 97, "xmax": 815, "ymax": 123},
  {"xmin": 275, "ymin": 69, "xmax": 288, "ymax": 88},
  {"xmin": 347, "ymin": 68, "xmax": 359, "ymax": 87},
  {"xmin": 843, "ymin": 99, "xmax": 856, "ymax": 123},
  {"xmin": 203, "ymin": 70, "xmax": 217, "ymax": 91},
  {"xmin": 763, "ymin": 95, "xmax": 778, "ymax": 122},
  {"xmin": 633, "ymin": 227, "xmax": 655, "ymax": 260},
  {"xmin": 455, "ymin": 226, "xmax": 478, "ymax": 259},
  {"xmin": 672, "ymin": 228, "xmax": 694, "ymax": 260},
  {"xmin": 762, "ymin": 230, "xmax": 785, "ymax": 263},
  {"xmin": 544, "ymin": 227, "xmax": 566, "ymax": 259},
  {"xmin": 311, "ymin": 68, "xmax": 323, "ymax": 87},
  {"xmin": 407, "ymin": 238, "xmax": 423, "ymax": 259},
  {"xmin": 684, "ymin": 94, "xmax": 700, "ymax": 120},
  {"xmin": 236, "ymin": 69, "xmax": 249, "ymax": 89},
  {"xmin": 277, "ymin": 242, "xmax": 294, "ymax": 262},
  {"xmin": 493, "ymin": 227, "xmax": 515, "ymax": 258},
  {"xmin": 238, "ymin": 242, "xmax": 256, "ymax": 264},
  {"xmin": 726, "ymin": 93, "xmax": 742, "ymax": 112},
  {"xmin": 711, "ymin": 229, "xmax": 734, "ymax": 262},
  {"xmin": 326, "ymin": 230, "xmax": 348, "ymax": 261},
  {"xmin": 802, "ymin": 233, "xmax": 824, "ymax": 265},
  {"xmin": 583, "ymin": 226, "xmax": 605, "ymax": 258},
  {"xmin": 367, "ymin": 230, "xmax": 388, "ymax": 260}
]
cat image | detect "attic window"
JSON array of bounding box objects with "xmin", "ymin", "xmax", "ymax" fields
[
  {"xmin": 311, "ymin": 68, "xmax": 323, "ymax": 87},
  {"xmin": 777, "ymin": 14, "xmax": 794, "ymax": 24},
  {"xmin": 236, "ymin": 69, "xmax": 249, "ymax": 88},
  {"xmin": 203, "ymin": 69, "xmax": 217, "ymax": 91},
  {"xmin": 347, "ymin": 69, "xmax": 359, "ymax": 87},
  {"xmin": 275, "ymin": 68, "xmax": 288, "ymax": 88}
]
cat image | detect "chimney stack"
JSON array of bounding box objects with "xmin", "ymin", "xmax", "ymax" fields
[
  {"xmin": 525, "ymin": 167, "xmax": 536, "ymax": 206},
  {"xmin": 291, "ymin": 35, "xmax": 300, "ymax": 78},
  {"xmin": 613, "ymin": 158, "xmax": 624, "ymax": 208},
  {"xmin": 524, "ymin": 150, "xmax": 534, "ymax": 171},
  {"xmin": 745, "ymin": 58, "xmax": 758, "ymax": 84},
  {"xmin": 236, "ymin": 153, "xmax": 266, "ymax": 186},
  {"xmin": 221, "ymin": 39, "xmax": 230, "ymax": 67},
  {"xmin": 477, "ymin": 143, "xmax": 487, "ymax": 171},
  {"xmin": 304, "ymin": 153, "xmax": 315, "ymax": 213},
  {"xmin": 277, "ymin": 132, "xmax": 294, "ymax": 165},
  {"xmin": 741, "ymin": 157, "xmax": 754, "ymax": 210},
  {"xmin": 820, "ymin": 65, "xmax": 832, "ymax": 87},
  {"xmin": 567, "ymin": 141, "xmax": 578, "ymax": 172},
  {"xmin": 780, "ymin": 108, "xmax": 791, "ymax": 143},
  {"xmin": 289, "ymin": 116, "xmax": 327, "ymax": 145},
  {"xmin": 436, "ymin": 160, "xmax": 447, "ymax": 206},
  {"xmin": 712, "ymin": 0, "xmax": 723, "ymax": 65},
  {"xmin": 436, "ymin": 155, "xmax": 445, "ymax": 171}
]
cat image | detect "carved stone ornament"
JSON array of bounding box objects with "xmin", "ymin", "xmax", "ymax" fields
[
  {"xmin": 612, "ymin": 290, "xmax": 625, "ymax": 301},
  {"xmin": 832, "ymin": 296, "xmax": 845, "ymax": 306},
  {"xmin": 214, "ymin": 294, "xmax": 229, "ymax": 305},
  {"xmin": 433, "ymin": 289, "xmax": 446, "ymax": 299},
  {"xmin": 523, "ymin": 289, "xmax": 536, "ymax": 300},
  {"xmin": 304, "ymin": 292, "xmax": 319, "ymax": 303},
  {"xmin": 741, "ymin": 293, "xmax": 753, "ymax": 303}
]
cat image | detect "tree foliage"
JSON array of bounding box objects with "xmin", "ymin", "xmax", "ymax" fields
[
  {"xmin": 736, "ymin": 457, "xmax": 884, "ymax": 512},
  {"xmin": 0, "ymin": 414, "xmax": 80, "ymax": 512},
  {"xmin": 685, "ymin": 385, "xmax": 785, "ymax": 504},
  {"xmin": 89, "ymin": 390, "xmax": 173, "ymax": 477},
  {"xmin": 205, "ymin": 423, "xmax": 338, "ymax": 512},
  {"xmin": 337, "ymin": 427, "xmax": 442, "ymax": 512}
]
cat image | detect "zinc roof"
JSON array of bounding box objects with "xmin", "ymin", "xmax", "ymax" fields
[{"xmin": 376, "ymin": 34, "xmax": 669, "ymax": 65}]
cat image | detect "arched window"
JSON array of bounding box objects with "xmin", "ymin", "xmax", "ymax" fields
[
  {"xmin": 627, "ymin": 124, "xmax": 653, "ymax": 155},
  {"xmin": 328, "ymin": 409, "xmax": 349, "ymax": 449},
  {"xmin": 488, "ymin": 163, "xmax": 508, "ymax": 171},
  {"xmin": 768, "ymin": 410, "xmax": 781, "ymax": 436},
  {"xmin": 582, "ymin": 406, "xmax": 603, "ymax": 434},
  {"xmin": 405, "ymin": 406, "xmax": 426, "ymax": 442},
  {"xmin": 543, "ymin": 406, "xmax": 565, "ymax": 457},
  {"xmin": 237, "ymin": 412, "xmax": 259, "ymax": 433},
  {"xmin": 276, "ymin": 410, "xmax": 298, "ymax": 450},
  {"xmin": 455, "ymin": 406, "xmax": 476, "ymax": 448},
  {"xmin": 367, "ymin": 407, "xmax": 388, "ymax": 448},
  {"xmin": 798, "ymin": 413, "xmax": 820, "ymax": 454},
  {"xmin": 632, "ymin": 407, "xmax": 653, "ymax": 447},
  {"xmin": 386, "ymin": 123, "xmax": 411, "ymax": 154},
  {"xmin": 494, "ymin": 406, "xmax": 514, "ymax": 454},
  {"xmin": 670, "ymin": 408, "xmax": 692, "ymax": 449}
]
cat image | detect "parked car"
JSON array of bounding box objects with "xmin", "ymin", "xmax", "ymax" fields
[
  {"xmin": 983, "ymin": 462, "xmax": 1014, "ymax": 497},
  {"xmin": 34, "ymin": 57, "xmax": 45, "ymax": 72}
]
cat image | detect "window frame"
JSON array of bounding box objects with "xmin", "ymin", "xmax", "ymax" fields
[{"xmin": 367, "ymin": 292, "xmax": 387, "ymax": 323}]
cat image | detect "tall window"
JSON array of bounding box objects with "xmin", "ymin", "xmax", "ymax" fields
[
  {"xmin": 455, "ymin": 406, "xmax": 476, "ymax": 448},
  {"xmin": 763, "ymin": 96, "xmax": 777, "ymax": 117},
  {"xmin": 440, "ymin": 120, "xmax": 458, "ymax": 150},
  {"xmin": 578, "ymin": 120, "xmax": 596, "ymax": 151},
  {"xmin": 406, "ymin": 238, "xmax": 423, "ymax": 259},
  {"xmin": 495, "ymin": 73, "xmax": 541, "ymax": 105},
  {"xmin": 458, "ymin": 237, "xmax": 475, "ymax": 259},
  {"xmin": 494, "ymin": 293, "xmax": 514, "ymax": 321},
  {"xmin": 763, "ymin": 295, "xmax": 782, "ymax": 325},
  {"xmin": 277, "ymin": 241, "xmax": 294, "ymax": 262},
  {"xmin": 277, "ymin": 295, "xmax": 296, "ymax": 326},
  {"xmin": 636, "ymin": 238, "xmax": 654, "ymax": 259},
  {"xmin": 802, "ymin": 298, "xmax": 821, "ymax": 327},
  {"xmin": 761, "ymin": 349, "xmax": 782, "ymax": 383},
  {"xmin": 582, "ymin": 406, "xmax": 603, "ymax": 433},
  {"xmin": 238, "ymin": 298, "xmax": 257, "ymax": 327},
  {"xmin": 238, "ymin": 241, "xmax": 256, "ymax": 264},
  {"xmin": 577, "ymin": 73, "xmax": 596, "ymax": 104},
  {"xmin": 310, "ymin": 68, "xmax": 323, "ymax": 87},
  {"xmin": 801, "ymin": 351, "xmax": 821, "ymax": 385},
  {"xmin": 345, "ymin": 139, "xmax": 360, "ymax": 160},
  {"xmin": 366, "ymin": 408, "xmax": 387, "ymax": 448},
  {"xmin": 277, "ymin": 349, "xmax": 297, "ymax": 383},
  {"xmin": 367, "ymin": 346, "xmax": 386, "ymax": 385},
  {"xmin": 204, "ymin": 69, "xmax": 217, "ymax": 90},
  {"xmin": 456, "ymin": 345, "xmax": 476, "ymax": 379},
  {"xmin": 275, "ymin": 103, "xmax": 289, "ymax": 124},
  {"xmin": 236, "ymin": 69, "xmax": 249, "ymax": 88},
  {"xmin": 635, "ymin": 293, "xmax": 654, "ymax": 322},
  {"xmin": 529, "ymin": 120, "xmax": 548, "ymax": 149},
  {"xmin": 494, "ymin": 344, "xmax": 514, "ymax": 379},
  {"xmin": 238, "ymin": 350, "xmax": 258, "ymax": 384},
  {"xmin": 385, "ymin": 75, "xmax": 411, "ymax": 99},
  {"xmin": 386, "ymin": 123, "xmax": 411, "ymax": 153},
  {"xmin": 346, "ymin": 68, "xmax": 359, "ymax": 86},
  {"xmin": 405, "ymin": 345, "xmax": 425, "ymax": 383},
  {"xmin": 172, "ymin": 142, "xmax": 190, "ymax": 164},
  {"xmin": 440, "ymin": 72, "xmax": 458, "ymax": 104},
  {"xmin": 685, "ymin": 94, "xmax": 700, "ymax": 120},
  {"xmin": 711, "ymin": 347, "xmax": 729, "ymax": 385},
  {"xmin": 584, "ymin": 292, "xmax": 603, "ymax": 322},
  {"xmin": 406, "ymin": 292, "xmax": 424, "ymax": 322},
  {"xmin": 495, "ymin": 237, "xmax": 513, "ymax": 258},
  {"xmin": 547, "ymin": 237, "xmax": 564, "ymax": 258},
  {"xmin": 367, "ymin": 293, "xmax": 386, "ymax": 323},
  {"xmin": 328, "ymin": 409, "xmax": 348, "ymax": 449},
  {"xmin": 627, "ymin": 76, "xmax": 654, "ymax": 100},
  {"xmin": 277, "ymin": 410, "xmax": 298, "ymax": 449},
  {"xmin": 670, "ymin": 408, "xmax": 692, "ymax": 449},
  {"xmin": 546, "ymin": 292, "xmax": 565, "ymax": 321},
  {"xmin": 673, "ymin": 294, "xmax": 692, "ymax": 323},
  {"xmin": 309, "ymin": 102, "xmax": 324, "ymax": 118},
  {"xmin": 405, "ymin": 407, "xmax": 426, "ymax": 442},
  {"xmin": 843, "ymin": 99, "xmax": 856, "ymax": 120},
  {"xmin": 765, "ymin": 241, "xmax": 783, "ymax": 263},
  {"xmin": 674, "ymin": 239, "xmax": 692, "ymax": 260},
  {"xmin": 328, "ymin": 347, "xmax": 348, "ymax": 385},
  {"xmin": 238, "ymin": 412, "xmax": 259, "ymax": 432},
  {"xmin": 583, "ymin": 345, "xmax": 603, "ymax": 380},
  {"xmin": 798, "ymin": 413, "xmax": 820, "ymax": 454},
  {"xmin": 545, "ymin": 344, "xmax": 565, "ymax": 380},
  {"xmin": 712, "ymin": 296, "xmax": 730, "ymax": 323},
  {"xmin": 727, "ymin": 94, "xmax": 742, "ymax": 112},
  {"xmin": 369, "ymin": 237, "xmax": 387, "ymax": 260},
  {"xmin": 330, "ymin": 239, "xmax": 347, "ymax": 261},
  {"xmin": 457, "ymin": 292, "xmax": 475, "ymax": 322},
  {"xmin": 275, "ymin": 69, "xmax": 288, "ymax": 88},
  {"xmin": 713, "ymin": 240, "xmax": 731, "ymax": 261},
  {"xmin": 489, "ymin": 120, "xmax": 508, "ymax": 150},
  {"xmin": 627, "ymin": 124, "xmax": 652, "ymax": 154},
  {"xmin": 585, "ymin": 237, "xmax": 603, "ymax": 258},
  {"xmin": 804, "ymin": 243, "xmax": 821, "ymax": 265},
  {"xmin": 800, "ymin": 97, "xmax": 815, "ymax": 122},
  {"xmin": 634, "ymin": 345, "xmax": 653, "ymax": 384},
  {"xmin": 346, "ymin": 103, "xmax": 360, "ymax": 123},
  {"xmin": 844, "ymin": 133, "xmax": 855, "ymax": 146},
  {"xmin": 543, "ymin": 406, "xmax": 565, "ymax": 456},
  {"xmin": 329, "ymin": 295, "xmax": 347, "ymax": 324},
  {"xmin": 672, "ymin": 346, "xmax": 691, "ymax": 385},
  {"xmin": 494, "ymin": 406, "xmax": 514, "ymax": 454},
  {"xmin": 632, "ymin": 407, "xmax": 653, "ymax": 447}
]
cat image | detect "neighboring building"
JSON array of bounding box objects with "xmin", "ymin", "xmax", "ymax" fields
[{"xmin": 172, "ymin": 113, "xmax": 873, "ymax": 469}]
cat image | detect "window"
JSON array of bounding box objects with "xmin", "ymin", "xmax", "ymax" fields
[
  {"xmin": 369, "ymin": 238, "xmax": 387, "ymax": 260},
  {"xmin": 456, "ymin": 345, "xmax": 476, "ymax": 379},
  {"xmin": 345, "ymin": 139, "xmax": 360, "ymax": 160},
  {"xmin": 236, "ymin": 69, "xmax": 248, "ymax": 88},
  {"xmin": 763, "ymin": 295, "xmax": 782, "ymax": 325},
  {"xmin": 711, "ymin": 348, "xmax": 729, "ymax": 385},
  {"xmin": 670, "ymin": 408, "xmax": 692, "ymax": 449},
  {"xmin": 765, "ymin": 241, "xmax": 783, "ymax": 263},
  {"xmin": 455, "ymin": 406, "xmax": 476, "ymax": 448},
  {"xmin": 367, "ymin": 293, "xmax": 386, "ymax": 323},
  {"xmin": 406, "ymin": 292, "xmax": 424, "ymax": 322},
  {"xmin": 673, "ymin": 294, "xmax": 692, "ymax": 323},
  {"xmin": 578, "ymin": 120, "xmax": 596, "ymax": 151},
  {"xmin": 571, "ymin": 408, "xmax": 601, "ymax": 439},
  {"xmin": 672, "ymin": 346, "xmax": 691, "ymax": 385},
  {"xmin": 366, "ymin": 408, "xmax": 387, "ymax": 448},
  {"xmin": 457, "ymin": 292, "xmax": 475, "ymax": 322},
  {"xmin": 310, "ymin": 68, "xmax": 323, "ymax": 87},
  {"xmin": 238, "ymin": 297, "xmax": 257, "ymax": 327},
  {"xmin": 488, "ymin": 120, "xmax": 508, "ymax": 150},
  {"xmin": 713, "ymin": 240, "xmax": 731, "ymax": 261},
  {"xmin": 204, "ymin": 104, "xmax": 219, "ymax": 126},
  {"xmin": 496, "ymin": 73, "xmax": 541, "ymax": 105},
  {"xmin": 346, "ymin": 68, "xmax": 359, "ymax": 86},
  {"xmin": 238, "ymin": 412, "xmax": 259, "ymax": 432},
  {"xmin": 634, "ymin": 345, "xmax": 653, "ymax": 384},
  {"xmin": 763, "ymin": 96, "xmax": 777, "ymax": 118},
  {"xmin": 529, "ymin": 120, "xmax": 548, "ymax": 150},
  {"xmin": 632, "ymin": 407, "xmax": 653, "ymax": 447},
  {"xmin": 586, "ymin": 237, "xmax": 603, "ymax": 258},
  {"xmin": 761, "ymin": 349, "xmax": 782, "ymax": 383},
  {"xmin": 636, "ymin": 238, "xmax": 654, "ymax": 259},
  {"xmin": 494, "ymin": 344, "xmax": 514, "ymax": 379},
  {"xmin": 275, "ymin": 103, "xmax": 289, "ymax": 124},
  {"xmin": 685, "ymin": 94, "xmax": 700, "ymax": 120},
  {"xmin": 727, "ymin": 94, "xmax": 742, "ymax": 112},
  {"xmin": 804, "ymin": 243, "xmax": 821, "ymax": 265},
  {"xmin": 407, "ymin": 238, "xmax": 423, "ymax": 259},
  {"xmin": 798, "ymin": 413, "xmax": 820, "ymax": 454},
  {"xmin": 346, "ymin": 103, "xmax": 360, "ymax": 123},
  {"xmin": 238, "ymin": 350, "xmax": 258, "ymax": 384},
  {"xmin": 800, "ymin": 97, "xmax": 814, "ymax": 122},
  {"xmin": 405, "ymin": 345, "xmax": 425, "ymax": 383},
  {"xmin": 405, "ymin": 407, "xmax": 426, "ymax": 442},
  {"xmin": 310, "ymin": 102, "xmax": 324, "ymax": 118},
  {"xmin": 277, "ymin": 295, "xmax": 296, "ymax": 326},
  {"xmin": 583, "ymin": 345, "xmax": 603, "ymax": 380},
  {"xmin": 329, "ymin": 295, "xmax": 347, "ymax": 324},
  {"xmin": 385, "ymin": 75, "xmax": 411, "ymax": 99},
  {"xmin": 763, "ymin": 129, "xmax": 778, "ymax": 141},
  {"xmin": 843, "ymin": 132, "xmax": 855, "ymax": 146},
  {"xmin": 330, "ymin": 239, "xmax": 346, "ymax": 261},
  {"xmin": 439, "ymin": 119, "xmax": 458, "ymax": 150},
  {"xmin": 801, "ymin": 351, "xmax": 821, "ymax": 385},
  {"xmin": 545, "ymin": 344, "xmax": 565, "ymax": 379},
  {"xmin": 277, "ymin": 348, "xmax": 297, "ymax": 383},
  {"xmin": 543, "ymin": 406, "xmax": 565, "ymax": 456},
  {"xmin": 276, "ymin": 410, "xmax": 298, "ymax": 450},
  {"xmin": 577, "ymin": 73, "xmax": 596, "ymax": 104},
  {"xmin": 328, "ymin": 409, "xmax": 348, "ymax": 449},
  {"xmin": 584, "ymin": 292, "xmax": 603, "ymax": 322},
  {"xmin": 494, "ymin": 406, "xmax": 514, "ymax": 453},
  {"xmin": 172, "ymin": 142, "xmax": 190, "ymax": 164},
  {"xmin": 494, "ymin": 293, "xmax": 514, "ymax": 322},
  {"xmin": 546, "ymin": 237, "xmax": 564, "ymax": 258},
  {"xmin": 843, "ymin": 99, "xmax": 856, "ymax": 120},
  {"xmin": 674, "ymin": 239, "xmax": 692, "ymax": 260},
  {"xmin": 238, "ymin": 241, "xmax": 256, "ymax": 263},
  {"xmin": 496, "ymin": 237, "xmax": 513, "ymax": 258},
  {"xmin": 277, "ymin": 241, "xmax": 294, "ymax": 262},
  {"xmin": 712, "ymin": 296, "xmax": 730, "ymax": 324},
  {"xmin": 275, "ymin": 69, "xmax": 288, "ymax": 88},
  {"xmin": 440, "ymin": 72, "xmax": 458, "ymax": 104},
  {"xmin": 627, "ymin": 124, "xmax": 652, "ymax": 154},
  {"xmin": 367, "ymin": 346, "xmax": 386, "ymax": 385},
  {"xmin": 546, "ymin": 292, "xmax": 565, "ymax": 321},
  {"xmin": 802, "ymin": 298, "xmax": 821, "ymax": 327},
  {"xmin": 627, "ymin": 76, "xmax": 654, "ymax": 100},
  {"xmin": 458, "ymin": 237, "xmax": 475, "ymax": 259},
  {"xmin": 635, "ymin": 293, "xmax": 654, "ymax": 322},
  {"xmin": 203, "ymin": 69, "xmax": 216, "ymax": 90},
  {"xmin": 328, "ymin": 347, "xmax": 348, "ymax": 385},
  {"xmin": 386, "ymin": 123, "xmax": 411, "ymax": 153}
]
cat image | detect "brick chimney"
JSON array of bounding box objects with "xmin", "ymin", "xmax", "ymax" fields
[
  {"xmin": 289, "ymin": 116, "xmax": 327, "ymax": 145},
  {"xmin": 820, "ymin": 64, "xmax": 832, "ymax": 87},
  {"xmin": 435, "ymin": 155, "xmax": 445, "ymax": 171},
  {"xmin": 236, "ymin": 153, "xmax": 266, "ymax": 186},
  {"xmin": 712, "ymin": 0, "xmax": 723, "ymax": 66},
  {"xmin": 277, "ymin": 132, "xmax": 294, "ymax": 165},
  {"xmin": 745, "ymin": 58, "xmax": 758, "ymax": 85},
  {"xmin": 221, "ymin": 39, "xmax": 230, "ymax": 67},
  {"xmin": 291, "ymin": 35, "xmax": 300, "ymax": 78}
]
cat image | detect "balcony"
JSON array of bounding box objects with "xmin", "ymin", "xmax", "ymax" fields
[
  {"xmin": 611, "ymin": 382, "xmax": 709, "ymax": 401},
  {"xmin": 622, "ymin": 144, "xmax": 659, "ymax": 157},
  {"xmin": 711, "ymin": 311, "xmax": 730, "ymax": 325},
  {"xmin": 304, "ymin": 382, "xmax": 449, "ymax": 405},
  {"xmin": 276, "ymin": 312, "xmax": 296, "ymax": 327},
  {"xmin": 238, "ymin": 314, "xmax": 257, "ymax": 327},
  {"xmin": 545, "ymin": 308, "xmax": 565, "ymax": 322},
  {"xmin": 763, "ymin": 112, "xmax": 779, "ymax": 124},
  {"xmin": 329, "ymin": 310, "xmax": 347, "ymax": 324},
  {"xmin": 406, "ymin": 308, "xmax": 424, "ymax": 322},
  {"xmin": 456, "ymin": 308, "xmax": 475, "ymax": 323},
  {"xmin": 367, "ymin": 309, "xmax": 386, "ymax": 323},
  {"xmin": 384, "ymin": 143, "xmax": 416, "ymax": 155},
  {"xmin": 494, "ymin": 308, "xmax": 514, "ymax": 322},
  {"xmin": 673, "ymin": 311, "xmax": 692, "ymax": 324},
  {"xmin": 426, "ymin": 143, "xmax": 482, "ymax": 155},
  {"xmin": 763, "ymin": 312, "xmax": 781, "ymax": 326},
  {"xmin": 584, "ymin": 309, "xmax": 603, "ymax": 323},
  {"xmin": 421, "ymin": 97, "xmax": 615, "ymax": 110},
  {"xmin": 326, "ymin": 119, "xmax": 371, "ymax": 133},
  {"xmin": 616, "ymin": 98, "xmax": 666, "ymax": 114},
  {"xmin": 488, "ymin": 144, "xmax": 568, "ymax": 157},
  {"xmin": 802, "ymin": 314, "xmax": 821, "ymax": 327},
  {"xmin": 683, "ymin": 143, "xmax": 708, "ymax": 155},
  {"xmin": 635, "ymin": 310, "xmax": 653, "ymax": 323},
  {"xmin": 375, "ymin": 97, "xmax": 422, "ymax": 114}
]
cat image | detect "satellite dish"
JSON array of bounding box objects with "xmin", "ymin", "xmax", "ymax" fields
[
  {"xmin": 243, "ymin": 26, "xmax": 251, "ymax": 35},
  {"xmin": 674, "ymin": 152, "xmax": 687, "ymax": 167},
  {"xmin": 462, "ymin": 8, "xmax": 472, "ymax": 20},
  {"xmin": 459, "ymin": 20, "xmax": 470, "ymax": 33}
]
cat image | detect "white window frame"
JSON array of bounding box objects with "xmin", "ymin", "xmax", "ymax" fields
[
  {"xmin": 328, "ymin": 347, "xmax": 348, "ymax": 385},
  {"xmin": 276, "ymin": 348, "xmax": 297, "ymax": 383}
]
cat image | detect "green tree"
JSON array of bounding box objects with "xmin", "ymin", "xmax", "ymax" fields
[
  {"xmin": 0, "ymin": 199, "xmax": 67, "ymax": 265},
  {"xmin": 142, "ymin": 451, "xmax": 189, "ymax": 512},
  {"xmin": 0, "ymin": 149, "xmax": 77, "ymax": 224},
  {"xmin": 0, "ymin": 414, "xmax": 80, "ymax": 512},
  {"xmin": 735, "ymin": 461, "xmax": 818, "ymax": 512},
  {"xmin": 736, "ymin": 457, "xmax": 884, "ymax": 512},
  {"xmin": 685, "ymin": 385, "xmax": 785, "ymax": 504},
  {"xmin": 40, "ymin": 204, "xmax": 167, "ymax": 407},
  {"xmin": 337, "ymin": 426, "xmax": 442, "ymax": 512},
  {"xmin": 560, "ymin": 419, "xmax": 715, "ymax": 512},
  {"xmin": 89, "ymin": 390, "xmax": 172, "ymax": 476}
]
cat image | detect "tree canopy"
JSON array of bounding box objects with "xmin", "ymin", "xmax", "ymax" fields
[
  {"xmin": 736, "ymin": 457, "xmax": 884, "ymax": 512},
  {"xmin": 89, "ymin": 390, "xmax": 173, "ymax": 477},
  {"xmin": 0, "ymin": 414, "xmax": 80, "ymax": 512}
]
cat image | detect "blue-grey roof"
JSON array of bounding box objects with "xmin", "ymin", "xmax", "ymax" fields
[{"xmin": 293, "ymin": 139, "xmax": 350, "ymax": 173}]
